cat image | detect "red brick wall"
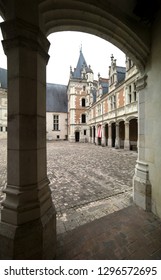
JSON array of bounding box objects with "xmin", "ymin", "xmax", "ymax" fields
[
  {"xmin": 118, "ymin": 89, "xmax": 124, "ymax": 108},
  {"xmin": 75, "ymin": 94, "xmax": 86, "ymax": 123},
  {"xmin": 104, "ymin": 98, "xmax": 108, "ymax": 113}
]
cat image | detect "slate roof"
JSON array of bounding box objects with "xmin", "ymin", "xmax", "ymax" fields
[
  {"xmin": 91, "ymin": 87, "xmax": 97, "ymax": 103},
  {"xmin": 72, "ymin": 49, "xmax": 87, "ymax": 79},
  {"xmin": 72, "ymin": 49, "xmax": 93, "ymax": 79},
  {"xmin": 46, "ymin": 83, "xmax": 67, "ymax": 113},
  {"xmin": 116, "ymin": 66, "xmax": 126, "ymax": 84},
  {"xmin": 99, "ymin": 78, "xmax": 109, "ymax": 94},
  {"xmin": 0, "ymin": 68, "xmax": 7, "ymax": 89}
]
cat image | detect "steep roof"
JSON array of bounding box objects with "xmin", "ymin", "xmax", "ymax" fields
[
  {"xmin": 99, "ymin": 78, "xmax": 109, "ymax": 94},
  {"xmin": 116, "ymin": 66, "xmax": 126, "ymax": 84},
  {"xmin": 46, "ymin": 83, "xmax": 67, "ymax": 113},
  {"xmin": 73, "ymin": 49, "xmax": 88, "ymax": 79},
  {"xmin": 0, "ymin": 68, "xmax": 7, "ymax": 89}
]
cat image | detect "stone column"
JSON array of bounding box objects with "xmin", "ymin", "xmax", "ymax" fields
[
  {"xmin": 115, "ymin": 123, "xmax": 120, "ymax": 148},
  {"xmin": 108, "ymin": 124, "xmax": 112, "ymax": 147},
  {"xmin": 93, "ymin": 126, "xmax": 95, "ymax": 144},
  {"xmin": 0, "ymin": 18, "xmax": 56, "ymax": 259},
  {"xmin": 90, "ymin": 126, "xmax": 93, "ymax": 143},
  {"xmin": 124, "ymin": 120, "xmax": 130, "ymax": 150},
  {"xmin": 133, "ymin": 75, "xmax": 151, "ymax": 211},
  {"xmin": 95, "ymin": 126, "xmax": 98, "ymax": 145},
  {"xmin": 101, "ymin": 124, "xmax": 106, "ymax": 147}
]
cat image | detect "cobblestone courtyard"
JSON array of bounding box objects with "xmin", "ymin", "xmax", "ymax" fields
[
  {"xmin": 0, "ymin": 139, "xmax": 137, "ymax": 234},
  {"xmin": 1, "ymin": 140, "xmax": 161, "ymax": 259}
]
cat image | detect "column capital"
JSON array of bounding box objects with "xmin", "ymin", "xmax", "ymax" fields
[
  {"xmin": 136, "ymin": 74, "xmax": 148, "ymax": 91},
  {"xmin": 0, "ymin": 18, "xmax": 50, "ymax": 63}
]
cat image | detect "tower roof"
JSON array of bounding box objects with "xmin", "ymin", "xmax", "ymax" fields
[{"xmin": 73, "ymin": 49, "xmax": 88, "ymax": 79}]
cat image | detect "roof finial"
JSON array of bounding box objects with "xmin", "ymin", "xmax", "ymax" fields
[
  {"xmin": 111, "ymin": 54, "xmax": 114, "ymax": 61},
  {"xmin": 80, "ymin": 43, "xmax": 82, "ymax": 52}
]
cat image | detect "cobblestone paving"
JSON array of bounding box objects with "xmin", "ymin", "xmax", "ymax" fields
[
  {"xmin": 47, "ymin": 141, "xmax": 137, "ymax": 235},
  {"xmin": 0, "ymin": 140, "xmax": 137, "ymax": 235}
]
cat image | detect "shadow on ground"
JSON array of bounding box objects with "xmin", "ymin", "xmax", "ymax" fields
[{"xmin": 56, "ymin": 205, "xmax": 161, "ymax": 260}]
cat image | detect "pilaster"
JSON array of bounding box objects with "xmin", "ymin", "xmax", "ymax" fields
[{"xmin": 133, "ymin": 74, "xmax": 151, "ymax": 211}]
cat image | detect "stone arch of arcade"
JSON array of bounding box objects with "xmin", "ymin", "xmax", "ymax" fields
[
  {"xmin": 126, "ymin": 116, "xmax": 138, "ymax": 151},
  {"xmin": 0, "ymin": 0, "xmax": 161, "ymax": 260}
]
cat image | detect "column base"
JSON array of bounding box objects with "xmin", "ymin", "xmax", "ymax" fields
[
  {"xmin": 133, "ymin": 161, "xmax": 151, "ymax": 211},
  {"xmin": 108, "ymin": 138, "xmax": 112, "ymax": 147},
  {"xmin": 115, "ymin": 138, "xmax": 120, "ymax": 149},
  {"xmin": 0, "ymin": 205, "xmax": 56, "ymax": 259},
  {"xmin": 124, "ymin": 140, "xmax": 130, "ymax": 150}
]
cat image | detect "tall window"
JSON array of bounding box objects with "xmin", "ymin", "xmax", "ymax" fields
[
  {"xmin": 82, "ymin": 98, "xmax": 85, "ymax": 107},
  {"xmin": 82, "ymin": 114, "xmax": 86, "ymax": 123},
  {"xmin": 53, "ymin": 115, "xmax": 59, "ymax": 131}
]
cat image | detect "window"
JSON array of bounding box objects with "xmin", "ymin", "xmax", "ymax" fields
[
  {"xmin": 82, "ymin": 98, "xmax": 85, "ymax": 107},
  {"xmin": 83, "ymin": 85, "xmax": 86, "ymax": 91},
  {"xmin": 0, "ymin": 127, "xmax": 3, "ymax": 132},
  {"xmin": 84, "ymin": 130, "xmax": 86, "ymax": 135},
  {"xmin": 57, "ymin": 135, "xmax": 60, "ymax": 139},
  {"xmin": 53, "ymin": 115, "xmax": 59, "ymax": 131},
  {"xmin": 82, "ymin": 114, "xmax": 86, "ymax": 123}
]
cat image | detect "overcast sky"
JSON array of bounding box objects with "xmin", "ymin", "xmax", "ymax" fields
[{"xmin": 0, "ymin": 16, "xmax": 125, "ymax": 85}]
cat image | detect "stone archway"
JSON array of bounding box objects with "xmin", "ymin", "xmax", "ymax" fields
[{"xmin": 0, "ymin": 0, "xmax": 161, "ymax": 260}]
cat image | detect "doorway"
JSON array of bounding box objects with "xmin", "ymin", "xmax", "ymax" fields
[{"xmin": 75, "ymin": 131, "xmax": 80, "ymax": 142}]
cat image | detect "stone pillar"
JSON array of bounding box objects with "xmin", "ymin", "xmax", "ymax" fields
[
  {"xmin": 124, "ymin": 120, "xmax": 130, "ymax": 150},
  {"xmin": 133, "ymin": 75, "xmax": 151, "ymax": 211},
  {"xmin": 93, "ymin": 126, "xmax": 95, "ymax": 144},
  {"xmin": 101, "ymin": 124, "xmax": 106, "ymax": 147},
  {"xmin": 115, "ymin": 123, "xmax": 120, "ymax": 148},
  {"xmin": 90, "ymin": 126, "xmax": 93, "ymax": 143},
  {"xmin": 95, "ymin": 126, "xmax": 98, "ymax": 145},
  {"xmin": 108, "ymin": 124, "xmax": 112, "ymax": 147},
  {"xmin": 0, "ymin": 18, "xmax": 56, "ymax": 259}
]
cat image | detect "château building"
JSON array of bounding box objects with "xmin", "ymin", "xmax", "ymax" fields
[{"xmin": 67, "ymin": 50, "xmax": 139, "ymax": 150}]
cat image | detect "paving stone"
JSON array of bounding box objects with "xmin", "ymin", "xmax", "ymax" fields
[{"xmin": 1, "ymin": 140, "xmax": 161, "ymax": 259}]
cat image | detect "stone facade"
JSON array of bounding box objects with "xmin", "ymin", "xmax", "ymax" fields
[
  {"xmin": 46, "ymin": 83, "xmax": 67, "ymax": 141},
  {"xmin": 68, "ymin": 51, "xmax": 139, "ymax": 150},
  {"xmin": 46, "ymin": 112, "xmax": 67, "ymax": 140},
  {"xmin": 67, "ymin": 49, "xmax": 96, "ymax": 143},
  {"xmin": 0, "ymin": 75, "xmax": 68, "ymax": 141}
]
